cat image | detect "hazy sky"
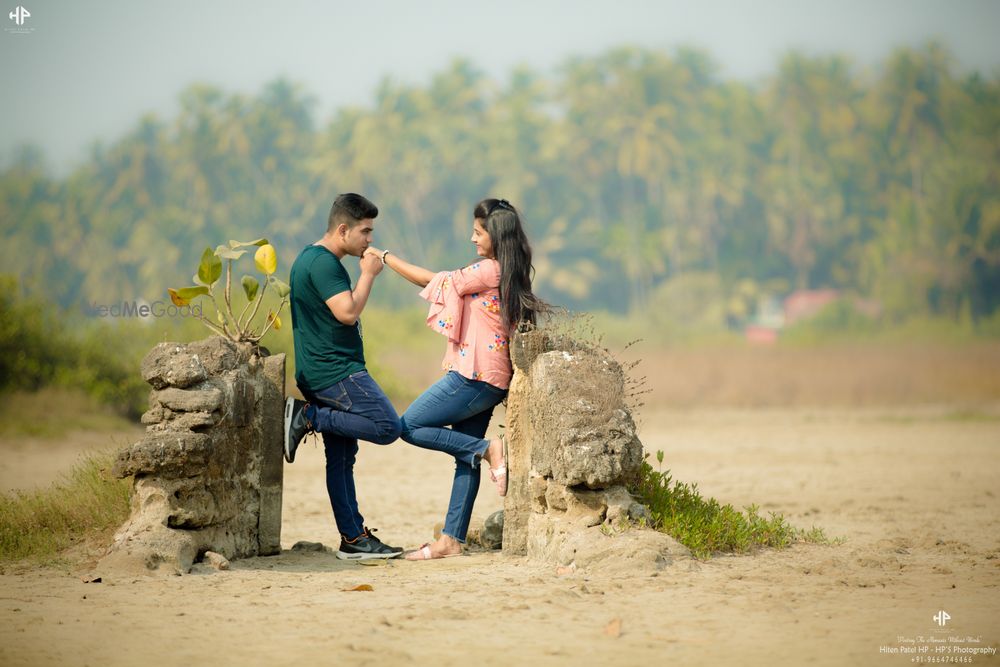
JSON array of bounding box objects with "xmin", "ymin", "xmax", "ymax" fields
[{"xmin": 2, "ymin": 0, "xmax": 999, "ymax": 173}]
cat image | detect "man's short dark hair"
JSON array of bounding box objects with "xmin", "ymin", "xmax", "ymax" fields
[{"xmin": 328, "ymin": 193, "xmax": 378, "ymax": 230}]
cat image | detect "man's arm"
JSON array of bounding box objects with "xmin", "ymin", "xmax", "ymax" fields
[{"xmin": 326, "ymin": 252, "xmax": 383, "ymax": 325}]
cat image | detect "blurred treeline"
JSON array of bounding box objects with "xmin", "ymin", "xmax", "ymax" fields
[
  {"xmin": 2, "ymin": 43, "xmax": 998, "ymax": 327},
  {"xmin": 3, "ymin": 43, "xmax": 1000, "ymax": 419}
]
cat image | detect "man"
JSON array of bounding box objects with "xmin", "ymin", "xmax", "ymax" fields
[{"xmin": 284, "ymin": 193, "xmax": 403, "ymax": 560}]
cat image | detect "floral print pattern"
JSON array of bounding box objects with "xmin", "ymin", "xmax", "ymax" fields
[
  {"xmin": 480, "ymin": 294, "xmax": 500, "ymax": 314},
  {"xmin": 488, "ymin": 333, "xmax": 508, "ymax": 352}
]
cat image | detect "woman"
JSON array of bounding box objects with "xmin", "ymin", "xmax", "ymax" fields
[{"xmin": 366, "ymin": 198, "xmax": 545, "ymax": 560}]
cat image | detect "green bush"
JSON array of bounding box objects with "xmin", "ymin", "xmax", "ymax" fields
[{"xmin": 629, "ymin": 451, "xmax": 830, "ymax": 559}]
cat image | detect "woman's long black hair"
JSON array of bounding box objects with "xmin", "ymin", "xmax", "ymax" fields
[{"xmin": 474, "ymin": 198, "xmax": 548, "ymax": 331}]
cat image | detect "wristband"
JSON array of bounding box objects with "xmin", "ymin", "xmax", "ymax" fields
[{"xmin": 381, "ymin": 249, "xmax": 390, "ymax": 265}]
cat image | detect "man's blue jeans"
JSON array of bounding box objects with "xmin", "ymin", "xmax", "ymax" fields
[
  {"xmin": 300, "ymin": 370, "xmax": 401, "ymax": 540},
  {"xmin": 399, "ymin": 371, "xmax": 507, "ymax": 542}
]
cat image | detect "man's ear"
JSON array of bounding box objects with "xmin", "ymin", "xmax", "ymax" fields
[{"xmin": 337, "ymin": 223, "xmax": 349, "ymax": 237}]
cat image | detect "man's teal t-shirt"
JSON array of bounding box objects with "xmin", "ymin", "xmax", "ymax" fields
[{"xmin": 289, "ymin": 245, "xmax": 366, "ymax": 392}]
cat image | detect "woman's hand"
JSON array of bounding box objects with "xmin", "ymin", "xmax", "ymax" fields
[{"xmin": 365, "ymin": 246, "xmax": 383, "ymax": 260}]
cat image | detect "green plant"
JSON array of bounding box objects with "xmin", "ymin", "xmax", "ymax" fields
[
  {"xmin": 629, "ymin": 450, "xmax": 831, "ymax": 559},
  {"xmin": 168, "ymin": 239, "xmax": 290, "ymax": 343}
]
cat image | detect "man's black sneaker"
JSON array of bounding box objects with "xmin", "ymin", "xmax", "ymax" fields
[
  {"xmin": 363, "ymin": 526, "xmax": 403, "ymax": 554},
  {"xmin": 336, "ymin": 530, "xmax": 403, "ymax": 560},
  {"xmin": 283, "ymin": 398, "xmax": 311, "ymax": 463}
]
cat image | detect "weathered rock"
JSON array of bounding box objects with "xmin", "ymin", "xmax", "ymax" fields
[
  {"xmin": 229, "ymin": 378, "xmax": 254, "ymax": 428},
  {"xmin": 525, "ymin": 519, "xmax": 688, "ymax": 572},
  {"xmin": 203, "ymin": 551, "xmax": 230, "ymax": 570},
  {"xmin": 502, "ymin": 332, "xmax": 686, "ymax": 572},
  {"xmin": 628, "ymin": 502, "xmax": 652, "ymax": 524},
  {"xmin": 544, "ymin": 480, "xmax": 569, "ymax": 511},
  {"xmin": 97, "ymin": 339, "xmax": 285, "ymax": 579},
  {"xmin": 113, "ymin": 431, "xmax": 212, "ymax": 478},
  {"xmin": 140, "ymin": 405, "xmax": 165, "ymax": 424},
  {"xmin": 528, "ymin": 350, "xmax": 643, "ymax": 488},
  {"xmin": 543, "ymin": 482, "xmax": 617, "ymax": 528},
  {"xmin": 165, "ymin": 480, "xmax": 219, "ymax": 528},
  {"xmin": 510, "ymin": 328, "xmax": 550, "ymax": 372},
  {"xmin": 529, "ymin": 474, "xmax": 548, "ymax": 513},
  {"xmin": 154, "ymin": 387, "xmax": 224, "ymax": 413},
  {"xmin": 481, "ymin": 510, "xmax": 504, "ymax": 549},
  {"xmin": 140, "ymin": 343, "xmax": 208, "ymax": 390},
  {"xmin": 145, "ymin": 411, "xmax": 219, "ymax": 432},
  {"xmin": 566, "ymin": 486, "xmax": 609, "ymax": 526},
  {"xmin": 291, "ymin": 541, "xmax": 325, "ymax": 552},
  {"xmin": 187, "ymin": 337, "xmax": 250, "ymax": 375},
  {"xmin": 604, "ymin": 486, "xmax": 634, "ymax": 525},
  {"xmin": 98, "ymin": 514, "xmax": 199, "ymax": 577}
]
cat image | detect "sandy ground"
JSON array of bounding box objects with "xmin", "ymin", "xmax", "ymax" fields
[{"xmin": 1, "ymin": 406, "xmax": 999, "ymax": 666}]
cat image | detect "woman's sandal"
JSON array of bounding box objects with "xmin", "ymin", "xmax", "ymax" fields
[
  {"xmin": 489, "ymin": 434, "xmax": 508, "ymax": 497},
  {"xmin": 404, "ymin": 543, "xmax": 463, "ymax": 561}
]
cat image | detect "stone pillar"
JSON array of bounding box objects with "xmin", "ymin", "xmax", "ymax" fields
[
  {"xmin": 503, "ymin": 330, "xmax": 688, "ymax": 568},
  {"xmin": 501, "ymin": 366, "xmax": 532, "ymax": 555},
  {"xmin": 97, "ymin": 337, "xmax": 285, "ymax": 576},
  {"xmin": 503, "ymin": 329, "xmax": 551, "ymax": 555},
  {"xmin": 257, "ymin": 354, "xmax": 285, "ymax": 556}
]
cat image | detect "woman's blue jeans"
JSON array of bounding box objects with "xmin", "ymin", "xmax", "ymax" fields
[
  {"xmin": 300, "ymin": 370, "xmax": 401, "ymax": 540},
  {"xmin": 400, "ymin": 371, "xmax": 507, "ymax": 543}
]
